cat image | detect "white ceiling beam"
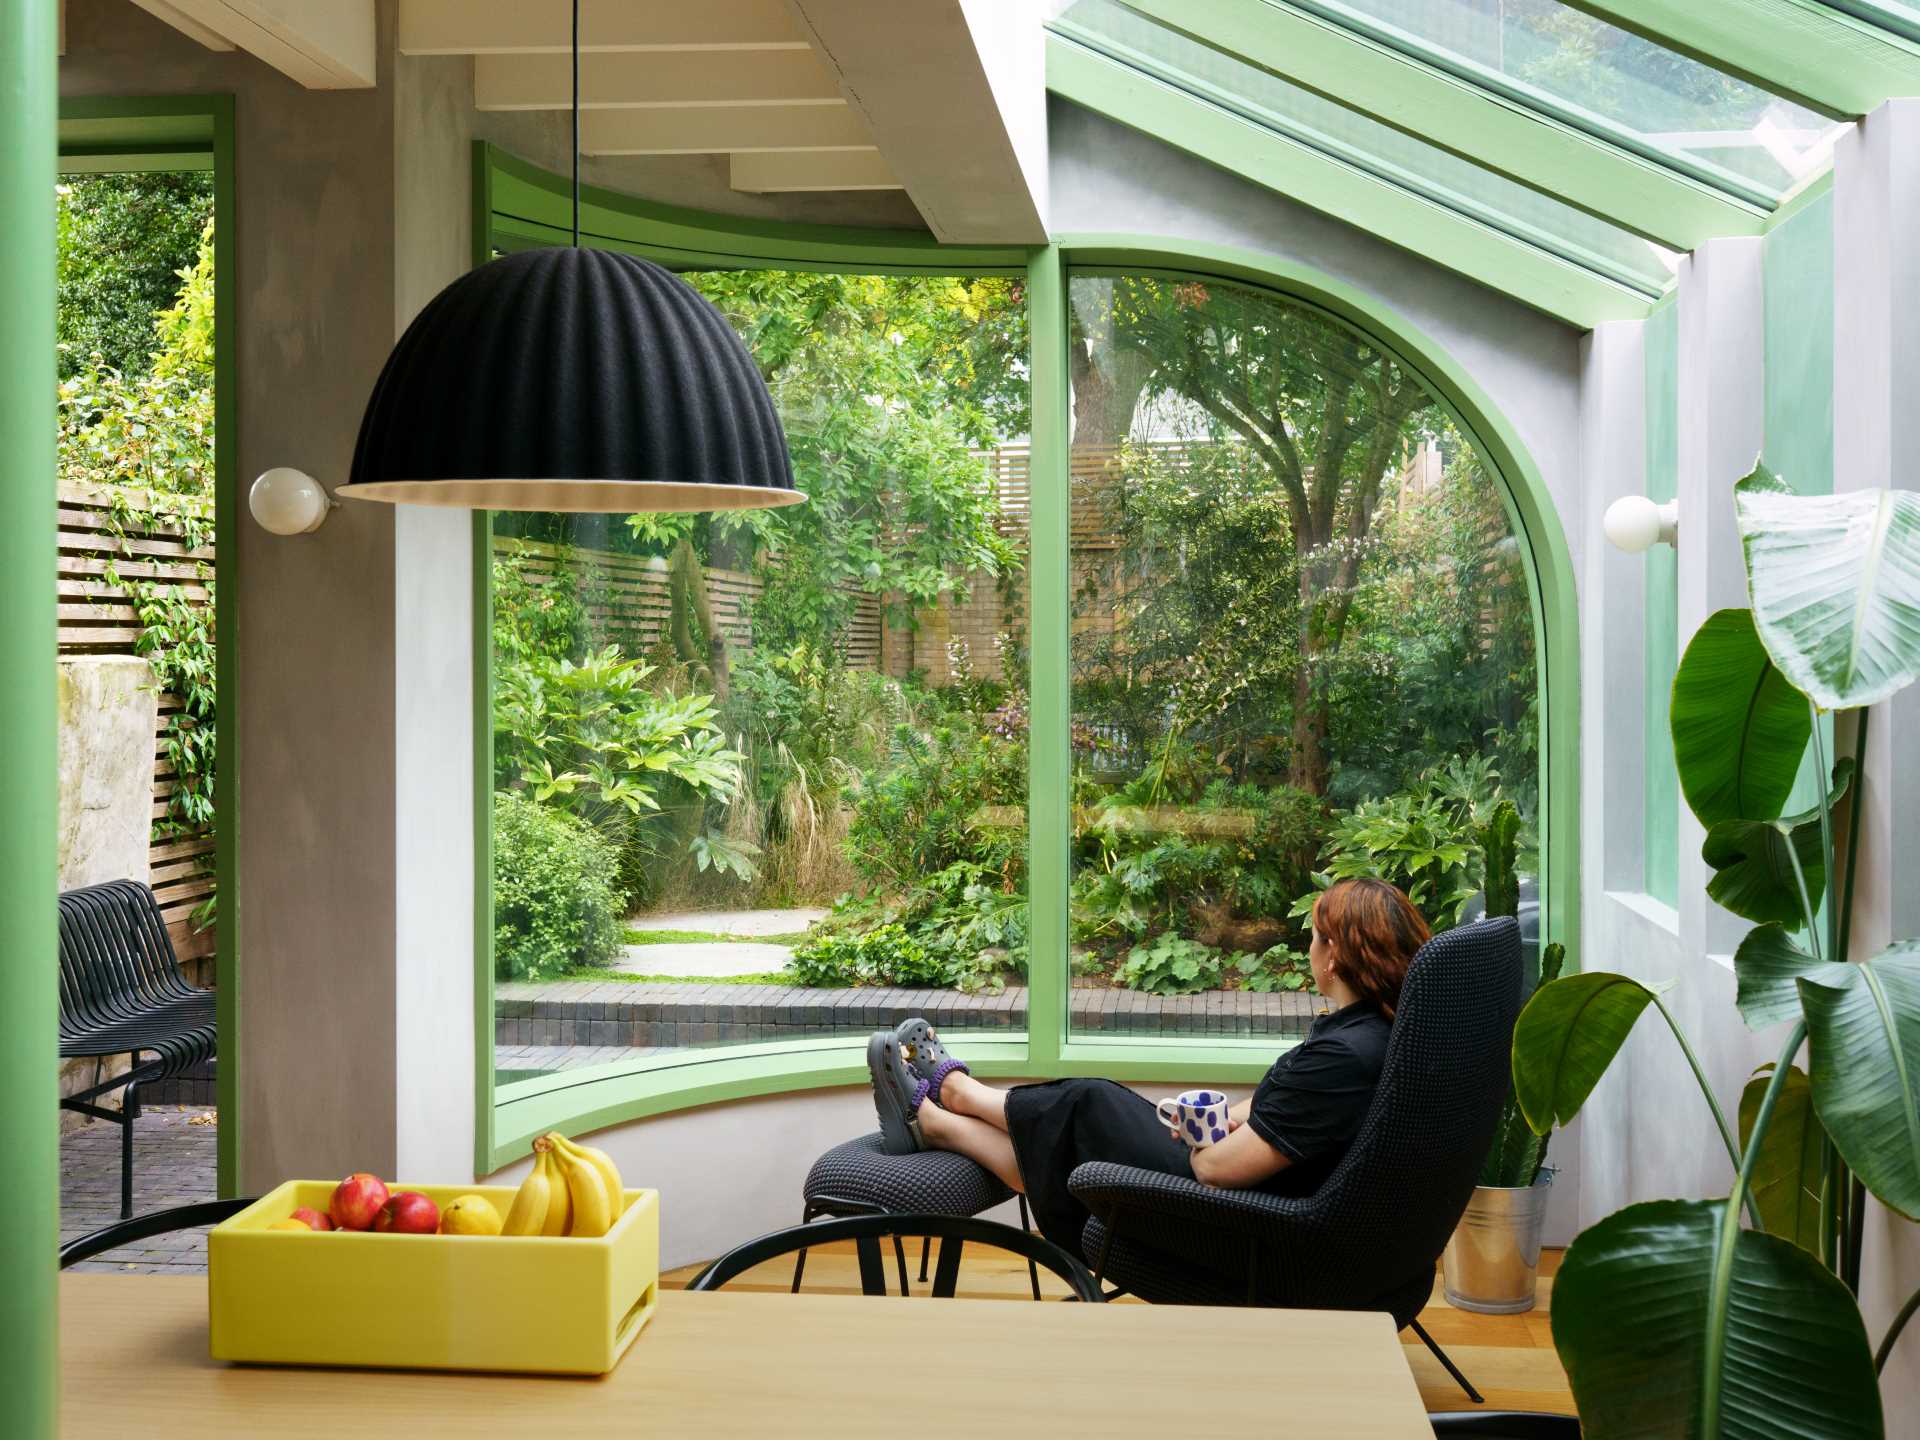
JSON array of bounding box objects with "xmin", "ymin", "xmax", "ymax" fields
[
  {"xmin": 581, "ymin": 104, "xmax": 872, "ymax": 156},
  {"xmin": 786, "ymin": 0, "xmax": 1047, "ymax": 242},
  {"xmin": 137, "ymin": 0, "xmax": 375, "ymax": 87},
  {"xmin": 475, "ymin": 50, "xmax": 844, "ymax": 110},
  {"xmin": 398, "ymin": 0, "xmax": 809, "ymax": 55},
  {"xmin": 126, "ymin": 0, "xmax": 238, "ymax": 51},
  {"xmin": 729, "ymin": 150, "xmax": 901, "ymax": 192}
]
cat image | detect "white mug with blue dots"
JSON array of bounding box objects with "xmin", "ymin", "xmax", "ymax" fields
[{"xmin": 1156, "ymin": 1088, "xmax": 1229, "ymax": 1149}]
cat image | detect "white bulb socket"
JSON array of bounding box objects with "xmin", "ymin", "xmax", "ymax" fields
[
  {"xmin": 249, "ymin": 468, "xmax": 335, "ymax": 535},
  {"xmin": 1603, "ymin": 494, "xmax": 1678, "ymax": 553}
]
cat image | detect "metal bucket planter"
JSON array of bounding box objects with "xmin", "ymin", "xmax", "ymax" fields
[{"xmin": 1443, "ymin": 1169, "xmax": 1554, "ymax": 1314}]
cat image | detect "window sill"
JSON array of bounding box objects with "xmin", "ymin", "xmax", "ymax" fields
[{"xmin": 487, "ymin": 1030, "xmax": 1289, "ymax": 1171}]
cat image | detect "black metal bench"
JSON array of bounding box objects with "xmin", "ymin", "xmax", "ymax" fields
[{"xmin": 58, "ymin": 879, "xmax": 216, "ymax": 1218}]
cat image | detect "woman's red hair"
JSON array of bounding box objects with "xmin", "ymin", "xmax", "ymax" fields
[{"xmin": 1311, "ymin": 878, "xmax": 1430, "ymax": 1020}]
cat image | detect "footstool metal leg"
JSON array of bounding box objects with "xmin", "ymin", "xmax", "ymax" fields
[
  {"xmin": 1017, "ymin": 1195, "xmax": 1040, "ymax": 1301},
  {"xmin": 791, "ymin": 1205, "xmax": 817, "ymax": 1293},
  {"xmin": 932, "ymin": 1235, "xmax": 964, "ymax": 1298},
  {"xmin": 893, "ymin": 1234, "xmax": 911, "ymax": 1296},
  {"xmin": 918, "ymin": 1234, "xmax": 930, "ymax": 1283}
]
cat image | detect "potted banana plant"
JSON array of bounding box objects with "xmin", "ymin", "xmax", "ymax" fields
[
  {"xmin": 1507, "ymin": 464, "xmax": 1920, "ymax": 1437},
  {"xmin": 1444, "ymin": 801, "xmax": 1564, "ymax": 1313}
]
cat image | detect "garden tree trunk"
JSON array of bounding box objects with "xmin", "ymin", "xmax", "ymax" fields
[
  {"xmin": 667, "ymin": 538, "xmax": 729, "ymax": 703},
  {"xmin": 1068, "ymin": 285, "xmax": 1157, "ymax": 450}
]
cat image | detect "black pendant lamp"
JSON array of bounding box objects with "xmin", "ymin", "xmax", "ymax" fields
[{"xmin": 340, "ymin": 2, "xmax": 801, "ymax": 514}]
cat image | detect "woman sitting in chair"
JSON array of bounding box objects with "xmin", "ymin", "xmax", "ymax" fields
[{"xmin": 866, "ymin": 876, "xmax": 1429, "ymax": 1259}]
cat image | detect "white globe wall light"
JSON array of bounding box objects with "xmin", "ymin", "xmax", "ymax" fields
[
  {"xmin": 249, "ymin": 468, "xmax": 336, "ymax": 535},
  {"xmin": 1603, "ymin": 494, "xmax": 1678, "ymax": 553}
]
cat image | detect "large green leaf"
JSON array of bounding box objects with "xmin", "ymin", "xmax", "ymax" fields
[
  {"xmin": 1670, "ymin": 608, "xmax": 1811, "ymax": 828},
  {"xmin": 1738, "ymin": 1064, "xmax": 1827, "ymax": 1256},
  {"xmin": 1552, "ymin": 1199, "xmax": 1882, "ymax": 1438},
  {"xmin": 1702, "ymin": 760, "xmax": 1852, "ymax": 927},
  {"xmin": 1731, "ymin": 923, "xmax": 1823, "ymax": 1031},
  {"xmin": 1800, "ymin": 941, "xmax": 1920, "ymax": 1220},
  {"xmin": 1513, "ymin": 972, "xmax": 1669, "ymax": 1135},
  {"xmin": 1735, "ymin": 463, "xmax": 1920, "ymax": 710}
]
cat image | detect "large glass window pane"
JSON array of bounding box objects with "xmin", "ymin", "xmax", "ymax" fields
[
  {"xmin": 1056, "ymin": 0, "xmax": 1675, "ymax": 295},
  {"xmin": 492, "ymin": 268, "xmax": 1029, "ymax": 1085},
  {"xmin": 1301, "ymin": 0, "xmax": 1849, "ymax": 198},
  {"xmin": 1066, "ymin": 271, "xmax": 1539, "ymax": 1044}
]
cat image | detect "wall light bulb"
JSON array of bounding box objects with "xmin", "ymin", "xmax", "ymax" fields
[
  {"xmin": 249, "ymin": 468, "xmax": 334, "ymax": 536},
  {"xmin": 1603, "ymin": 494, "xmax": 1678, "ymax": 553}
]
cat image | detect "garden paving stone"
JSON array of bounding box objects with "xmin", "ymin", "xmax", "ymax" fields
[{"xmin": 628, "ymin": 907, "xmax": 827, "ymax": 937}]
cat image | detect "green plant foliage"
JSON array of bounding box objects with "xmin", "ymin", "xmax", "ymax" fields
[
  {"xmin": 1480, "ymin": 800, "xmax": 1521, "ymax": 921},
  {"xmin": 1731, "ymin": 924, "xmax": 1822, "ymax": 1032},
  {"xmin": 1235, "ymin": 944, "xmax": 1312, "ymax": 993},
  {"xmin": 1701, "ymin": 760, "xmax": 1852, "ymax": 927},
  {"xmin": 56, "ymin": 172, "xmax": 214, "ymax": 379},
  {"xmin": 1551, "ymin": 1199, "xmax": 1882, "ymax": 1439},
  {"xmin": 846, "ymin": 719, "xmax": 1025, "ymax": 892},
  {"xmin": 1118, "ymin": 934, "xmax": 1228, "ymax": 996},
  {"xmin": 1513, "ymin": 972, "xmax": 1671, "ymax": 1135},
  {"xmin": 788, "ymin": 924, "xmax": 947, "ymax": 989},
  {"xmin": 1738, "ymin": 1063, "xmax": 1828, "ymax": 1257},
  {"xmin": 1479, "ymin": 941, "xmax": 1566, "ymax": 1189},
  {"xmin": 492, "ymin": 791, "xmax": 625, "ymax": 981},
  {"xmin": 1670, "ymin": 607, "xmax": 1812, "ymax": 828},
  {"xmin": 1736, "ymin": 462, "xmax": 1920, "ymax": 711},
  {"xmin": 1797, "ymin": 941, "xmax": 1920, "ymax": 1221}
]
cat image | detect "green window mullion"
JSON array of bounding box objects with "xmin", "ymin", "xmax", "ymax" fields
[{"xmin": 1024, "ymin": 245, "xmax": 1072, "ymax": 1071}]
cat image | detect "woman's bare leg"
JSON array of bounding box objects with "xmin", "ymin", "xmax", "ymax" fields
[
  {"xmin": 917, "ymin": 1102, "xmax": 1023, "ymax": 1193},
  {"xmin": 938, "ymin": 1070, "xmax": 1011, "ymax": 1132}
]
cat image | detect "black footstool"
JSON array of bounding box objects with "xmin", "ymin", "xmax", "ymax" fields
[{"xmin": 795, "ymin": 1132, "xmax": 1041, "ymax": 1299}]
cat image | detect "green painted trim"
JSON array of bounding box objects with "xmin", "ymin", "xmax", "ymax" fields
[
  {"xmin": 1047, "ymin": 32, "xmax": 1654, "ymax": 328},
  {"xmin": 1025, "ymin": 246, "xmax": 1070, "ymax": 1071},
  {"xmin": 1559, "ymin": 0, "xmax": 1920, "ymax": 119},
  {"xmin": 6, "ymin": 3, "xmax": 61, "ymax": 1431},
  {"xmin": 1054, "ymin": 235, "xmax": 1582, "ymax": 975},
  {"xmin": 1766, "ymin": 167, "xmax": 1836, "ymax": 233},
  {"xmin": 1109, "ymin": 0, "xmax": 1765, "ymax": 247},
  {"xmin": 472, "ymin": 509, "xmax": 496, "ymax": 1179},
  {"xmin": 481, "ymin": 143, "xmax": 1029, "ymax": 275},
  {"xmin": 54, "ymin": 94, "xmax": 240, "ymax": 1196}
]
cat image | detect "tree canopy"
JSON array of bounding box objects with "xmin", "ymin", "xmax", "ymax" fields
[{"xmin": 56, "ymin": 171, "xmax": 214, "ymax": 380}]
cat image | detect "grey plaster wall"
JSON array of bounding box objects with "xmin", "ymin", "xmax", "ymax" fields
[{"xmin": 60, "ymin": 0, "xmax": 402, "ymax": 1190}]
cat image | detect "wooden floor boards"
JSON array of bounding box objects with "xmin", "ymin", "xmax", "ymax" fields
[{"xmin": 662, "ymin": 1242, "xmax": 1574, "ymax": 1417}]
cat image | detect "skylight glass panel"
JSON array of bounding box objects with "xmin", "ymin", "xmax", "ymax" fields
[
  {"xmin": 1307, "ymin": 0, "xmax": 1848, "ymax": 199},
  {"xmin": 1821, "ymin": 0, "xmax": 1920, "ymax": 45},
  {"xmin": 1058, "ymin": 0, "xmax": 1674, "ymax": 296}
]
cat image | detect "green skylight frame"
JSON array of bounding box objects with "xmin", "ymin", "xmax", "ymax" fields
[
  {"xmin": 1108, "ymin": 0, "xmax": 1764, "ymax": 249},
  {"xmin": 1048, "ymin": 19, "xmax": 1662, "ymax": 326}
]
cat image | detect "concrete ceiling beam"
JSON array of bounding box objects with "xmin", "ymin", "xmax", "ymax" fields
[
  {"xmin": 398, "ymin": 0, "xmax": 809, "ymax": 56},
  {"xmin": 474, "ymin": 49, "xmax": 844, "ymax": 110},
  {"xmin": 580, "ymin": 103, "xmax": 873, "ymax": 156},
  {"xmin": 128, "ymin": 0, "xmax": 374, "ymax": 87},
  {"xmin": 729, "ymin": 150, "xmax": 901, "ymax": 192}
]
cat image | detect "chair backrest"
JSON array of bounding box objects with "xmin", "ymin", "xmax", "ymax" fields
[
  {"xmin": 1287, "ymin": 916, "xmax": 1524, "ymax": 1304},
  {"xmin": 56, "ymin": 880, "xmax": 192, "ymax": 1025},
  {"xmin": 59, "ymin": 1197, "xmax": 256, "ymax": 1268},
  {"xmin": 688, "ymin": 1213, "xmax": 1105, "ymax": 1302},
  {"xmin": 1429, "ymin": 1412, "xmax": 1580, "ymax": 1438}
]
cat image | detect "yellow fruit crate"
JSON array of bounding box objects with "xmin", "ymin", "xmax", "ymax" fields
[{"xmin": 208, "ymin": 1180, "xmax": 659, "ymax": 1374}]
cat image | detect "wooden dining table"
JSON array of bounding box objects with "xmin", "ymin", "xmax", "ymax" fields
[{"xmin": 60, "ymin": 1273, "xmax": 1433, "ymax": 1437}]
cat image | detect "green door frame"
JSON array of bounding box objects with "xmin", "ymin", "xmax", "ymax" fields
[
  {"xmin": 55, "ymin": 93, "xmax": 240, "ymax": 1199},
  {"xmin": 471, "ymin": 144, "xmax": 1579, "ymax": 1171},
  {"xmin": 4, "ymin": 2, "xmax": 61, "ymax": 1432}
]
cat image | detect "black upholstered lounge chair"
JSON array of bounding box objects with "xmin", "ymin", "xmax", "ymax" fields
[{"xmin": 1068, "ymin": 916, "xmax": 1525, "ymax": 1405}]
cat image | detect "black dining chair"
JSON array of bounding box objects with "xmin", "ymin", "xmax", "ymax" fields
[
  {"xmin": 687, "ymin": 1212, "xmax": 1105, "ymax": 1302},
  {"xmin": 1067, "ymin": 917, "xmax": 1524, "ymax": 1404},
  {"xmin": 60, "ymin": 1197, "xmax": 256, "ymax": 1268}
]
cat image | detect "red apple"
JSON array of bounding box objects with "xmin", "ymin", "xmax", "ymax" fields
[
  {"xmin": 329, "ymin": 1172, "xmax": 390, "ymax": 1231},
  {"xmin": 374, "ymin": 1190, "xmax": 440, "ymax": 1235},
  {"xmin": 289, "ymin": 1206, "xmax": 334, "ymax": 1232}
]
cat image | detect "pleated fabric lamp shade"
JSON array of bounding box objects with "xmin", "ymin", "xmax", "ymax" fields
[{"xmin": 340, "ymin": 246, "xmax": 803, "ymax": 513}]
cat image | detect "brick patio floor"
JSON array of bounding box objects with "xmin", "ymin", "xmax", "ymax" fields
[{"xmin": 61, "ymin": 1106, "xmax": 217, "ymax": 1274}]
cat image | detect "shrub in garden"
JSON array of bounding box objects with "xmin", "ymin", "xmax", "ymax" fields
[
  {"xmin": 846, "ymin": 719, "xmax": 1026, "ymax": 889},
  {"xmin": 788, "ymin": 924, "xmax": 947, "ymax": 988},
  {"xmin": 492, "ymin": 791, "xmax": 625, "ymax": 981},
  {"xmin": 1118, "ymin": 934, "xmax": 1227, "ymax": 996}
]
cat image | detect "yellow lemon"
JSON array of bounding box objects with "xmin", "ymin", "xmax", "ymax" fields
[{"xmin": 439, "ymin": 1194, "xmax": 504, "ymax": 1236}]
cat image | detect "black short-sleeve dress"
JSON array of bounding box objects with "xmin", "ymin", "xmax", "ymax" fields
[{"xmin": 1002, "ymin": 1001, "xmax": 1392, "ymax": 1259}]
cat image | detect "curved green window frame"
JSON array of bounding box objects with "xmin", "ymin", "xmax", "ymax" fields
[{"xmin": 471, "ymin": 143, "xmax": 1580, "ymax": 1175}]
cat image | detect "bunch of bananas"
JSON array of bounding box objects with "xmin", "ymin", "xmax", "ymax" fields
[{"xmin": 502, "ymin": 1132, "xmax": 626, "ymax": 1238}]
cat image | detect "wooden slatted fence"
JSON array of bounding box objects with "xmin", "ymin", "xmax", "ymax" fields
[{"xmin": 58, "ymin": 481, "xmax": 214, "ymax": 962}]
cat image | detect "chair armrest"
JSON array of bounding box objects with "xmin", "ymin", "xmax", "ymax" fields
[{"xmin": 1068, "ymin": 1161, "xmax": 1309, "ymax": 1241}]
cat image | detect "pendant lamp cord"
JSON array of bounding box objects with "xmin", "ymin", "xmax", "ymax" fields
[{"xmin": 571, "ymin": 0, "xmax": 581, "ymax": 247}]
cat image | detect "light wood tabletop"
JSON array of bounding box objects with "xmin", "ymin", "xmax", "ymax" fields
[{"xmin": 61, "ymin": 1273, "xmax": 1433, "ymax": 1437}]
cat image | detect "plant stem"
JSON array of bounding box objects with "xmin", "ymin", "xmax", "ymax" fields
[
  {"xmin": 1783, "ymin": 833, "xmax": 1825, "ymax": 965},
  {"xmin": 1835, "ymin": 706, "xmax": 1869, "ymax": 968},
  {"xmin": 1846, "ymin": 1174, "xmax": 1867, "ymax": 1298},
  {"xmin": 1878, "ymin": 1284, "xmax": 1920, "ymax": 1375},
  {"xmin": 1809, "ymin": 700, "xmax": 1838, "ymax": 964},
  {"xmin": 1701, "ymin": 1019, "xmax": 1808, "ymax": 1439},
  {"xmin": 1652, "ymin": 993, "xmax": 1766, "ymax": 1232}
]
